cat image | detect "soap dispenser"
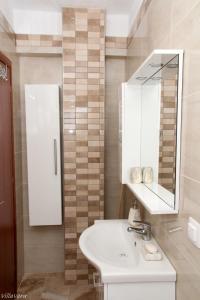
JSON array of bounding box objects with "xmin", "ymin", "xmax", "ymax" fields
[{"xmin": 128, "ymin": 200, "xmax": 141, "ymax": 227}]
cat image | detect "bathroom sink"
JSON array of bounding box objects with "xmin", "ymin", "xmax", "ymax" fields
[{"xmin": 79, "ymin": 220, "xmax": 176, "ymax": 284}]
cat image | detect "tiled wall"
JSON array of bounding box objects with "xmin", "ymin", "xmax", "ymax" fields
[
  {"xmin": 159, "ymin": 77, "xmax": 177, "ymax": 193},
  {"xmin": 16, "ymin": 34, "xmax": 127, "ymax": 56},
  {"xmin": 19, "ymin": 56, "xmax": 64, "ymax": 274},
  {"xmin": 62, "ymin": 8, "xmax": 105, "ymax": 284},
  {"xmin": 127, "ymin": 0, "xmax": 152, "ymax": 49},
  {"xmin": 126, "ymin": 0, "xmax": 153, "ymax": 79},
  {"xmin": 105, "ymin": 37, "xmax": 127, "ymax": 56},
  {"xmin": 16, "ymin": 34, "xmax": 62, "ymax": 54},
  {"xmin": 0, "ymin": 10, "xmax": 24, "ymax": 285},
  {"xmin": 126, "ymin": 0, "xmax": 200, "ymax": 299}
]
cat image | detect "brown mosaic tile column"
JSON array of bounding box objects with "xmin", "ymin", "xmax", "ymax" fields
[{"xmin": 62, "ymin": 8, "xmax": 105, "ymax": 285}]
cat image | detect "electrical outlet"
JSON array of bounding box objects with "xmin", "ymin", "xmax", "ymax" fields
[{"xmin": 188, "ymin": 217, "xmax": 200, "ymax": 248}]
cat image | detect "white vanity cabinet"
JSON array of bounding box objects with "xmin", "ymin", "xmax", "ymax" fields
[
  {"xmin": 94, "ymin": 273, "xmax": 175, "ymax": 300},
  {"xmin": 94, "ymin": 270, "xmax": 175, "ymax": 300},
  {"xmin": 102, "ymin": 282, "xmax": 175, "ymax": 300}
]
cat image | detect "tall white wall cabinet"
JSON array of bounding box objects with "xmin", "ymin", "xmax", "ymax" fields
[{"xmin": 25, "ymin": 84, "xmax": 62, "ymax": 226}]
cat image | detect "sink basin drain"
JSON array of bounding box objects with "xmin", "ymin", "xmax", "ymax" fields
[{"xmin": 119, "ymin": 253, "xmax": 128, "ymax": 257}]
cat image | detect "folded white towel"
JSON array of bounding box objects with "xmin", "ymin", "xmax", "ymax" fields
[
  {"xmin": 143, "ymin": 167, "xmax": 153, "ymax": 184},
  {"xmin": 130, "ymin": 167, "xmax": 142, "ymax": 183}
]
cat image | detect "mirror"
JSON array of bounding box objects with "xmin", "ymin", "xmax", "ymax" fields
[
  {"xmin": 140, "ymin": 56, "xmax": 179, "ymax": 208},
  {"xmin": 122, "ymin": 50, "xmax": 183, "ymax": 213}
]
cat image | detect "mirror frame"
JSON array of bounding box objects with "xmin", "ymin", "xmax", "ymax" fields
[{"xmin": 121, "ymin": 49, "xmax": 184, "ymax": 214}]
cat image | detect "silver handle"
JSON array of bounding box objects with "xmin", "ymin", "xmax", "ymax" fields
[{"xmin": 54, "ymin": 139, "xmax": 57, "ymax": 175}]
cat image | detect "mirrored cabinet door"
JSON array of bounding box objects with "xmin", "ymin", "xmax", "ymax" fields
[
  {"xmin": 120, "ymin": 50, "xmax": 183, "ymax": 214},
  {"xmin": 141, "ymin": 56, "xmax": 179, "ymax": 208}
]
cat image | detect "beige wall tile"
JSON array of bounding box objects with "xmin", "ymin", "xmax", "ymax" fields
[{"xmin": 182, "ymin": 93, "xmax": 200, "ymax": 181}]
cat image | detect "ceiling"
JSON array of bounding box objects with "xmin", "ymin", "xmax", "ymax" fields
[{"xmin": 9, "ymin": 0, "xmax": 137, "ymax": 14}]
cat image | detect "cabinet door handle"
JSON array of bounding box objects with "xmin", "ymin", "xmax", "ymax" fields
[{"xmin": 54, "ymin": 139, "xmax": 57, "ymax": 175}]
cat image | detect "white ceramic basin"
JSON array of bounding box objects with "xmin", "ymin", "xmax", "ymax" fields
[{"xmin": 79, "ymin": 220, "xmax": 176, "ymax": 284}]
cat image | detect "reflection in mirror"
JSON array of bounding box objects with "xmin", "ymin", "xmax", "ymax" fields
[{"xmin": 140, "ymin": 56, "xmax": 178, "ymax": 208}]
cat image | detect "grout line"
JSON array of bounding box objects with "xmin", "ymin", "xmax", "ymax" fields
[{"xmin": 182, "ymin": 174, "xmax": 200, "ymax": 185}]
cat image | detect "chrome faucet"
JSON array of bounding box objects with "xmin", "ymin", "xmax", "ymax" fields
[{"xmin": 127, "ymin": 220, "xmax": 151, "ymax": 241}]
